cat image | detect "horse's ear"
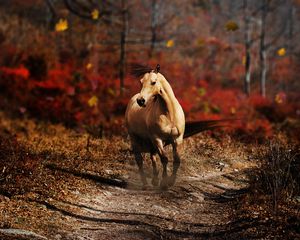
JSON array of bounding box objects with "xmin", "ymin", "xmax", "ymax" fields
[{"xmin": 154, "ymin": 64, "xmax": 160, "ymax": 73}]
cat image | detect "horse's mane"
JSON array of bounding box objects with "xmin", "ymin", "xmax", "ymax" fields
[{"xmin": 130, "ymin": 64, "xmax": 153, "ymax": 78}]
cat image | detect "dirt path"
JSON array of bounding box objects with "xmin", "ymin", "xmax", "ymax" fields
[
  {"xmin": 1, "ymin": 162, "xmax": 254, "ymax": 240},
  {"xmin": 49, "ymin": 170, "xmax": 251, "ymax": 240},
  {"xmin": 0, "ymin": 114, "xmax": 255, "ymax": 239}
]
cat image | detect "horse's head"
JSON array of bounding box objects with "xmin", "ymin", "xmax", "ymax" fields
[{"xmin": 137, "ymin": 64, "xmax": 162, "ymax": 107}]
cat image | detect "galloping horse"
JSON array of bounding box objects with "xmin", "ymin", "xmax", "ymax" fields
[
  {"xmin": 125, "ymin": 64, "xmax": 185, "ymax": 189},
  {"xmin": 126, "ymin": 64, "xmax": 227, "ymax": 190}
]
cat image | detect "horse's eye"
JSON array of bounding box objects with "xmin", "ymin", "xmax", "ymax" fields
[{"xmin": 151, "ymin": 81, "xmax": 156, "ymax": 86}]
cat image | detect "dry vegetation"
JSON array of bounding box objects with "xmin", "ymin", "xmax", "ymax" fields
[{"xmin": 0, "ymin": 110, "xmax": 299, "ymax": 239}]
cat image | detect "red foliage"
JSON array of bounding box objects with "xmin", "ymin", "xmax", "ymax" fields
[
  {"xmin": 271, "ymin": 58, "xmax": 294, "ymax": 84},
  {"xmin": 1, "ymin": 60, "xmax": 296, "ymax": 141},
  {"xmin": 0, "ymin": 41, "xmax": 298, "ymax": 141},
  {"xmin": 0, "ymin": 66, "xmax": 29, "ymax": 79},
  {"xmin": 249, "ymin": 94, "xmax": 271, "ymax": 108}
]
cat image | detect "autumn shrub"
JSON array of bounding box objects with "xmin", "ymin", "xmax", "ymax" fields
[
  {"xmin": 2, "ymin": 58, "xmax": 298, "ymax": 141},
  {"xmin": 254, "ymin": 141, "xmax": 300, "ymax": 214},
  {"xmin": 0, "ymin": 62, "xmax": 133, "ymax": 136},
  {"xmin": 0, "ymin": 130, "xmax": 40, "ymax": 196}
]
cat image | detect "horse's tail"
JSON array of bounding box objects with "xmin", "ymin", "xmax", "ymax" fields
[
  {"xmin": 164, "ymin": 119, "xmax": 238, "ymax": 146},
  {"xmin": 183, "ymin": 119, "xmax": 236, "ymax": 139}
]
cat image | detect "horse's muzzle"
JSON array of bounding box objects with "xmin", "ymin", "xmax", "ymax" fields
[{"xmin": 137, "ymin": 97, "xmax": 146, "ymax": 107}]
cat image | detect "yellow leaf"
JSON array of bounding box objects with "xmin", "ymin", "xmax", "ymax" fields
[
  {"xmin": 230, "ymin": 107, "xmax": 236, "ymax": 114},
  {"xmin": 203, "ymin": 102, "xmax": 210, "ymax": 113},
  {"xmin": 86, "ymin": 63, "xmax": 93, "ymax": 70},
  {"xmin": 166, "ymin": 39, "xmax": 174, "ymax": 48},
  {"xmin": 275, "ymin": 95, "xmax": 282, "ymax": 104},
  {"xmin": 55, "ymin": 19, "xmax": 68, "ymax": 32},
  {"xmin": 277, "ymin": 48, "xmax": 286, "ymax": 57},
  {"xmin": 91, "ymin": 9, "xmax": 99, "ymax": 20},
  {"xmin": 242, "ymin": 56, "xmax": 246, "ymax": 66},
  {"xmin": 198, "ymin": 87, "xmax": 206, "ymax": 96},
  {"xmin": 225, "ymin": 21, "xmax": 239, "ymax": 31},
  {"xmin": 107, "ymin": 88, "xmax": 115, "ymax": 96},
  {"xmin": 196, "ymin": 38, "xmax": 205, "ymax": 47},
  {"xmin": 88, "ymin": 96, "xmax": 98, "ymax": 107},
  {"xmin": 275, "ymin": 94, "xmax": 283, "ymax": 104}
]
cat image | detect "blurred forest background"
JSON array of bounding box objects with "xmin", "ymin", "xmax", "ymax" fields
[
  {"xmin": 0, "ymin": 1, "xmax": 300, "ymax": 238},
  {"xmin": 0, "ymin": 0, "xmax": 299, "ymax": 140}
]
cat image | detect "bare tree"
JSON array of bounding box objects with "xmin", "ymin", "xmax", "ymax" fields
[
  {"xmin": 258, "ymin": 0, "xmax": 289, "ymax": 97},
  {"xmin": 259, "ymin": 0, "xmax": 268, "ymax": 97},
  {"xmin": 287, "ymin": 0, "xmax": 295, "ymax": 57},
  {"xmin": 141, "ymin": 0, "xmax": 179, "ymax": 57},
  {"xmin": 45, "ymin": 0, "xmax": 130, "ymax": 94},
  {"xmin": 119, "ymin": 0, "xmax": 128, "ymax": 95},
  {"xmin": 45, "ymin": 0, "xmax": 181, "ymax": 94},
  {"xmin": 243, "ymin": 0, "xmax": 251, "ymax": 96},
  {"xmin": 149, "ymin": 0, "xmax": 159, "ymax": 58}
]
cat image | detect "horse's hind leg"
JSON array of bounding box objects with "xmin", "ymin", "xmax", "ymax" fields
[
  {"xmin": 130, "ymin": 136, "xmax": 147, "ymax": 187},
  {"xmin": 150, "ymin": 153, "xmax": 159, "ymax": 186}
]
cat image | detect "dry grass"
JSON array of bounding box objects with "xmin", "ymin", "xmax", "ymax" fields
[
  {"xmin": 259, "ymin": 141, "xmax": 299, "ymax": 213},
  {"xmin": 0, "ymin": 110, "xmax": 299, "ymax": 239},
  {"xmin": 233, "ymin": 140, "xmax": 300, "ymax": 239}
]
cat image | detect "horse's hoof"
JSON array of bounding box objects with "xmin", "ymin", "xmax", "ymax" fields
[
  {"xmin": 160, "ymin": 180, "xmax": 169, "ymax": 191},
  {"xmin": 167, "ymin": 176, "xmax": 176, "ymax": 187},
  {"xmin": 142, "ymin": 184, "xmax": 150, "ymax": 190},
  {"xmin": 151, "ymin": 177, "xmax": 159, "ymax": 186},
  {"xmin": 141, "ymin": 177, "xmax": 147, "ymax": 186}
]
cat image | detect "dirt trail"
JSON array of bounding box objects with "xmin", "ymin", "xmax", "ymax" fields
[
  {"xmin": 2, "ymin": 164, "xmax": 254, "ymax": 240},
  {"xmin": 0, "ymin": 114, "xmax": 255, "ymax": 240}
]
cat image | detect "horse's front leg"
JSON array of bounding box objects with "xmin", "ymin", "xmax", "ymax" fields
[
  {"xmin": 155, "ymin": 139, "xmax": 169, "ymax": 190},
  {"xmin": 168, "ymin": 141, "xmax": 182, "ymax": 186},
  {"xmin": 133, "ymin": 149, "xmax": 147, "ymax": 187},
  {"xmin": 150, "ymin": 152, "xmax": 159, "ymax": 186}
]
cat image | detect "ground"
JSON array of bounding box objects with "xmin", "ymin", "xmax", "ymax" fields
[{"xmin": 0, "ymin": 111, "xmax": 298, "ymax": 240}]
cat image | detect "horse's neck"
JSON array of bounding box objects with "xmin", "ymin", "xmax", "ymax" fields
[{"xmin": 160, "ymin": 79, "xmax": 178, "ymax": 123}]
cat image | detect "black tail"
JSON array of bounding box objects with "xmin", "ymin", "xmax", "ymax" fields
[
  {"xmin": 183, "ymin": 119, "xmax": 235, "ymax": 139},
  {"xmin": 164, "ymin": 119, "xmax": 237, "ymax": 146}
]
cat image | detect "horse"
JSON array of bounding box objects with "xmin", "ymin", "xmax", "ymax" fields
[
  {"xmin": 125, "ymin": 64, "xmax": 185, "ymax": 189},
  {"xmin": 126, "ymin": 64, "xmax": 229, "ymax": 190}
]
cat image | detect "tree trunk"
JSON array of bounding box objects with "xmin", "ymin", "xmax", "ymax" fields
[
  {"xmin": 287, "ymin": 0, "xmax": 294, "ymax": 56},
  {"xmin": 285, "ymin": 0, "xmax": 295, "ymax": 93},
  {"xmin": 243, "ymin": 0, "xmax": 251, "ymax": 96},
  {"xmin": 119, "ymin": 0, "xmax": 128, "ymax": 95},
  {"xmin": 149, "ymin": 0, "xmax": 158, "ymax": 58},
  {"xmin": 45, "ymin": 0, "xmax": 57, "ymax": 29},
  {"xmin": 259, "ymin": 0, "xmax": 267, "ymax": 97},
  {"xmin": 260, "ymin": 49, "xmax": 267, "ymax": 97},
  {"xmin": 119, "ymin": 31, "xmax": 125, "ymax": 95}
]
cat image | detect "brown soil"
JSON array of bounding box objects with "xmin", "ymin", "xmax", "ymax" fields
[{"xmin": 0, "ymin": 111, "xmax": 294, "ymax": 240}]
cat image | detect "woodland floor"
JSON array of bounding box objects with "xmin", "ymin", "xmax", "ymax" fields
[{"xmin": 0, "ymin": 111, "xmax": 299, "ymax": 240}]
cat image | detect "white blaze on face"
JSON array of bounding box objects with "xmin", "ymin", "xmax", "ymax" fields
[{"xmin": 138, "ymin": 72, "xmax": 158, "ymax": 106}]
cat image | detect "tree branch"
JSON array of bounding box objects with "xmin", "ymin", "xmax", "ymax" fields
[{"xmin": 45, "ymin": 0, "xmax": 57, "ymax": 18}]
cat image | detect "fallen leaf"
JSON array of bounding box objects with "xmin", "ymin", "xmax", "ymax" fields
[
  {"xmin": 88, "ymin": 96, "xmax": 98, "ymax": 107},
  {"xmin": 225, "ymin": 21, "xmax": 239, "ymax": 31},
  {"xmin": 55, "ymin": 19, "xmax": 68, "ymax": 32},
  {"xmin": 277, "ymin": 47, "xmax": 286, "ymax": 57},
  {"xmin": 166, "ymin": 39, "xmax": 174, "ymax": 48},
  {"xmin": 91, "ymin": 9, "xmax": 100, "ymax": 20}
]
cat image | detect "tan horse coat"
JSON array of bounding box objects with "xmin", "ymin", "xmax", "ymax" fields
[{"xmin": 126, "ymin": 70, "xmax": 185, "ymax": 189}]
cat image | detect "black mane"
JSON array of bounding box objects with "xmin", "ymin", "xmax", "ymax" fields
[{"xmin": 130, "ymin": 64, "xmax": 153, "ymax": 78}]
